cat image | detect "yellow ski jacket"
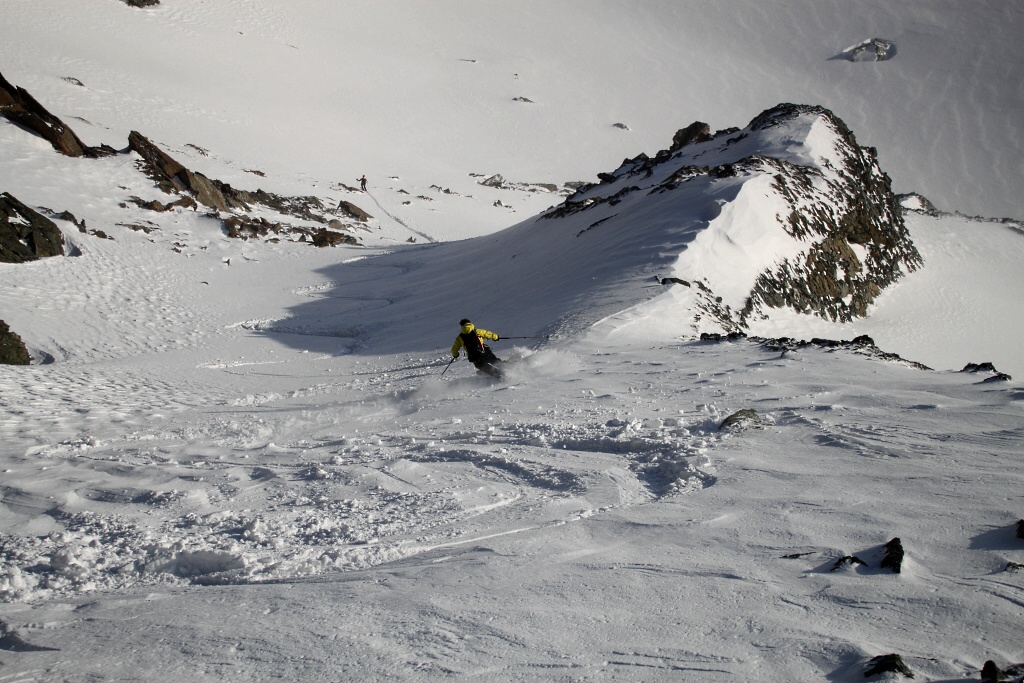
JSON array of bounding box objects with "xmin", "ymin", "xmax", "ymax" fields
[{"xmin": 452, "ymin": 322, "xmax": 499, "ymax": 359}]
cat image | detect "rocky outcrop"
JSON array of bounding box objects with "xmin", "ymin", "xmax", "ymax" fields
[
  {"xmin": 128, "ymin": 132, "xmax": 367, "ymax": 240},
  {"xmin": 312, "ymin": 228, "xmax": 358, "ymax": 247},
  {"xmin": 0, "ymin": 70, "xmax": 115, "ymax": 159},
  {"xmin": 982, "ymin": 660, "xmax": 1024, "ymax": 683},
  {"xmin": 336, "ymin": 200, "xmax": 372, "ymax": 222},
  {"xmin": 129, "ymin": 131, "xmax": 253, "ymax": 213},
  {"xmin": 0, "ymin": 192, "xmax": 65, "ymax": 263},
  {"xmin": 864, "ymin": 653, "xmax": 913, "ymax": 679},
  {"xmin": 670, "ymin": 121, "xmax": 711, "ymax": 151},
  {"xmin": 123, "ymin": 0, "xmax": 160, "ymax": 6},
  {"xmin": 0, "ymin": 320, "xmax": 32, "ymax": 365},
  {"xmin": 879, "ymin": 537, "xmax": 904, "ymax": 573},
  {"xmin": 540, "ymin": 103, "xmax": 922, "ymax": 333},
  {"xmin": 741, "ymin": 104, "xmax": 922, "ymax": 323}
]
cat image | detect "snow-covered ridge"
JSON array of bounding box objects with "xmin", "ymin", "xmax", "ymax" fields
[{"xmin": 534, "ymin": 103, "xmax": 922, "ymax": 335}]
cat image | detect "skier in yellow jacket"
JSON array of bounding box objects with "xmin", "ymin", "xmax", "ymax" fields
[{"xmin": 452, "ymin": 318, "xmax": 504, "ymax": 379}]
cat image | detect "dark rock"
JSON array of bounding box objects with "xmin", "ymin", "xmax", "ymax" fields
[
  {"xmin": 718, "ymin": 408, "xmax": 764, "ymax": 431},
  {"xmin": 983, "ymin": 373, "xmax": 1012, "ymax": 383},
  {"xmin": 0, "ymin": 192, "xmax": 65, "ymax": 262},
  {"xmin": 963, "ymin": 362, "xmax": 1012, "ymax": 381},
  {"xmin": 700, "ymin": 331, "xmax": 747, "ymax": 342},
  {"xmin": 963, "ymin": 362, "xmax": 999, "ymax": 373},
  {"xmin": 830, "ymin": 555, "xmax": 867, "ymax": 571},
  {"xmin": 660, "ymin": 277, "xmax": 690, "ymax": 287},
  {"xmin": 742, "ymin": 104, "xmax": 922, "ymax": 324},
  {"xmin": 335, "ymin": 200, "xmax": 372, "ymax": 222},
  {"xmin": 122, "ymin": 0, "xmax": 160, "ymax": 6},
  {"xmin": 1005, "ymin": 562, "xmax": 1024, "ymax": 573},
  {"xmin": 982, "ymin": 660, "xmax": 1024, "ymax": 683},
  {"xmin": 754, "ymin": 335, "xmax": 931, "ymax": 371},
  {"xmin": 222, "ymin": 215, "xmax": 282, "ymax": 240},
  {"xmin": 880, "ymin": 537, "xmax": 904, "ymax": 573},
  {"xmin": 864, "ymin": 653, "xmax": 913, "ymax": 678},
  {"xmin": 0, "ymin": 70, "xmax": 115, "ymax": 158},
  {"xmin": 0, "ymin": 320, "xmax": 32, "ymax": 365},
  {"xmin": 129, "ymin": 131, "xmax": 252, "ymax": 212},
  {"xmin": 612, "ymin": 123, "xmax": 630, "ymax": 130},
  {"xmin": 710, "ymin": 163, "xmax": 736, "ymax": 178},
  {"xmin": 670, "ymin": 121, "xmax": 712, "ymax": 151},
  {"xmin": 312, "ymin": 228, "xmax": 358, "ymax": 247}
]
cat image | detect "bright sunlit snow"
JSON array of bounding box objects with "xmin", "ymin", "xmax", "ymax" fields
[{"xmin": 1, "ymin": 2, "xmax": 1022, "ymax": 681}]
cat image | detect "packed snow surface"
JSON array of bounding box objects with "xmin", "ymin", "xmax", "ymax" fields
[{"xmin": 1, "ymin": 1, "xmax": 1023, "ymax": 681}]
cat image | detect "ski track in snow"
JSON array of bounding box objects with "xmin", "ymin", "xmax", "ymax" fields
[{"xmin": 365, "ymin": 190, "xmax": 437, "ymax": 244}]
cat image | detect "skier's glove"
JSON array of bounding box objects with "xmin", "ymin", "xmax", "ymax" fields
[{"xmin": 495, "ymin": 335, "xmax": 499, "ymax": 341}]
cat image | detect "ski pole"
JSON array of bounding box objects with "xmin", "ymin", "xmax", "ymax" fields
[
  {"xmin": 500, "ymin": 336, "xmax": 549, "ymax": 340},
  {"xmin": 441, "ymin": 356, "xmax": 456, "ymax": 375}
]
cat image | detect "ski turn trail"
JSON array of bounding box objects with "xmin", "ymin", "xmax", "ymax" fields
[{"xmin": 365, "ymin": 190, "xmax": 436, "ymax": 244}]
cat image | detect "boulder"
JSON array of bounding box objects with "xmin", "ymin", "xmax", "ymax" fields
[
  {"xmin": 0, "ymin": 320, "xmax": 32, "ymax": 365},
  {"xmin": 880, "ymin": 537, "xmax": 904, "ymax": 573},
  {"xmin": 670, "ymin": 121, "xmax": 712, "ymax": 151},
  {"xmin": 123, "ymin": 0, "xmax": 160, "ymax": 6},
  {"xmin": 312, "ymin": 228, "xmax": 358, "ymax": 247},
  {"xmin": 718, "ymin": 408, "xmax": 765, "ymax": 431},
  {"xmin": 335, "ymin": 200, "xmax": 372, "ymax": 222},
  {"xmin": 0, "ymin": 70, "xmax": 115, "ymax": 158},
  {"xmin": 129, "ymin": 131, "xmax": 251, "ymax": 212},
  {"xmin": 982, "ymin": 660, "xmax": 1024, "ymax": 683},
  {"xmin": 0, "ymin": 192, "xmax": 65, "ymax": 262},
  {"xmin": 864, "ymin": 653, "xmax": 913, "ymax": 679}
]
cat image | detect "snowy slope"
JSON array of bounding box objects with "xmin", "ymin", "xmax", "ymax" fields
[
  {"xmin": 2, "ymin": 0, "xmax": 1023, "ymax": 221},
  {"xmin": 1, "ymin": 2, "xmax": 1023, "ymax": 682}
]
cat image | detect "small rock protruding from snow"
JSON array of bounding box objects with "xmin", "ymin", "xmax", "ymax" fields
[
  {"xmin": 717, "ymin": 408, "xmax": 767, "ymax": 432},
  {"xmin": 834, "ymin": 38, "xmax": 898, "ymax": 62},
  {"xmin": 880, "ymin": 537, "xmax": 904, "ymax": 573},
  {"xmin": 670, "ymin": 121, "xmax": 712, "ymax": 151},
  {"xmin": 982, "ymin": 660, "xmax": 1024, "ymax": 683},
  {"xmin": 863, "ymin": 653, "xmax": 913, "ymax": 679},
  {"xmin": 0, "ymin": 320, "xmax": 31, "ymax": 365},
  {"xmin": 0, "ymin": 192, "xmax": 65, "ymax": 263}
]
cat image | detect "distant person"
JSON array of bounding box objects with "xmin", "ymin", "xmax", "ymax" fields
[
  {"xmin": 451, "ymin": 318, "xmax": 504, "ymax": 379},
  {"xmin": 358, "ymin": 175, "xmax": 367, "ymax": 191}
]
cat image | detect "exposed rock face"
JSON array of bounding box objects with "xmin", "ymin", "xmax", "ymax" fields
[
  {"xmin": 312, "ymin": 229, "xmax": 358, "ymax": 247},
  {"xmin": 541, "ymin": 103, "xmax": 922, "ymax": 333},
  {"xmin": 0, "ymin": 192, "xmax": 65, "ymax": 263},
  {"xmin": 0, "ymin": 70, "xmax": 115, "ymax": 158},
  {"xmin": 880, "ymin": 537, "xmax": 904, "ymax": 573},
  {"xmin": 0, "ymin": 320, "xmax": 32, "ymax": 365},
  {"xmin": 864, "ymin": 653, "xmax": 913, "ymax": 679},
  {"xmin": 129, "ymin": 131, "xmax": 251, "ymax": 213},
  {"xmin": 336, "ymin": 200, "xmax": 372, "ymax": 222},
  {"xmin": 123, "ymin": 0, "xmax": 160, "ymax": 5},
  {"xmin": 741, "ymin": 104, "xmax": 922, "ymax": 323},
  {"xmin": 670, "ymin": 121, "xmax": 711, "ymax": 151},
  {"xmin": 982, "ymin": 660, "xmax": 1024, "ymax": 683},
  {"xmin": 128, "ymin": 131, "xmax": 367, "ymax": 241}
]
